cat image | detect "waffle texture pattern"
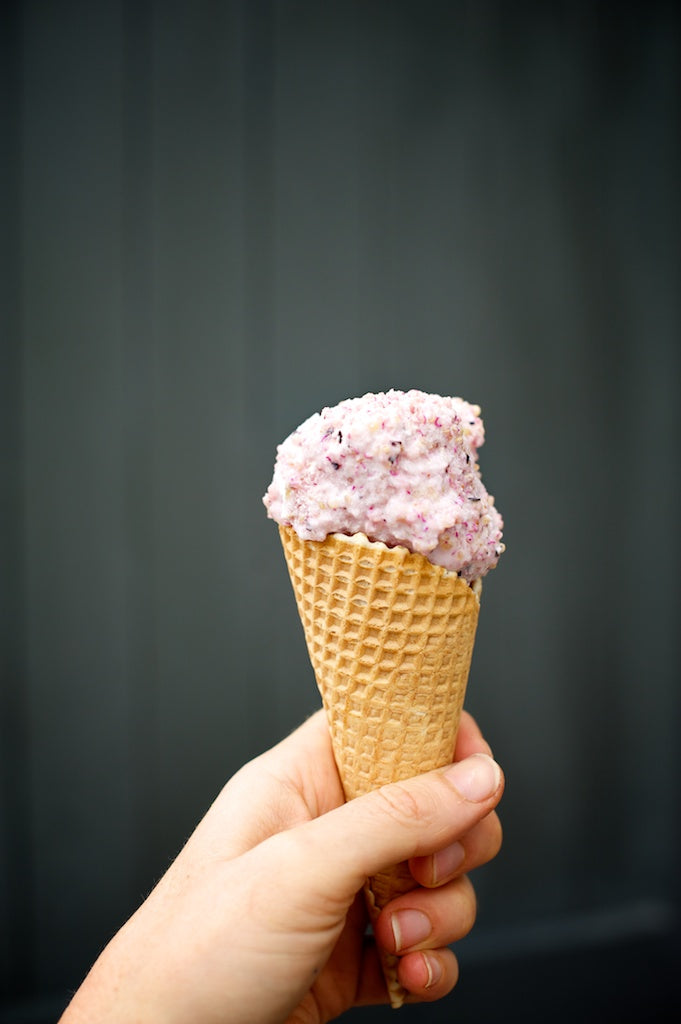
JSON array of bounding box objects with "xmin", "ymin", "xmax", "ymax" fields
[{"xmin": 279, "ymin": 524, "xmax": 481, "ymax": 1007}]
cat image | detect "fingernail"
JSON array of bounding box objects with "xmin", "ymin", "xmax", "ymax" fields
[
  {"xmin": 423, "ymin": 951, "xmax": 443, "ymax": 989},
  {"xmin": 391, "ymin": 909, "xmax": 432, "ymax": 952},
  {"xmin": 432, "ymin": 840, "xmax": 465, "ymax": 884},
  {"xmin": 444, "ymin": 753, "xmax": 501, "ymax": 802}
]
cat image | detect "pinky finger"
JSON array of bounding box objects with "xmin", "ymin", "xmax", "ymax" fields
[{"xmin": 398, "ymin": 946, "xmax": 459, "ymax": 1003}]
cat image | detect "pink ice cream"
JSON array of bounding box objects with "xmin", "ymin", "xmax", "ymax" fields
[{"xmin": 263, "ymin": 389, "xmax": 504, "ymax": 582}]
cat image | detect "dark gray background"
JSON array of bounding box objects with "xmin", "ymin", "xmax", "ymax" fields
[{"xmin": 1, "ymin": 1, "xmax": 679, "ymax": 1021}]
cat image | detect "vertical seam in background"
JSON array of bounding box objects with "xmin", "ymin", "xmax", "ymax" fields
[
  {"xmin": 242, "ymin": 0, "xmax": 276, "ymax": 426},
  {"xmin": 121, "ymin": 0, "xmax": 159, "ymax": 899},
  {"xmin": 240, "ymin": 0, "xmax": 278, "ymax": 746},
  {"xmin": 0, "ymin": 0, "xmax": 34, "ymax": 999}
]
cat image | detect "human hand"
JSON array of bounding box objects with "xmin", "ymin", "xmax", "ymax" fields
[{"xmin": 61, "ymin": 709, "xmax": 503, "ymax": 1024}]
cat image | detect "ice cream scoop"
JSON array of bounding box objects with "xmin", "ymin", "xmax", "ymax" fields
[{"xmin": 263, "ymin": 389, "xmax": 504, "ymax": 581}]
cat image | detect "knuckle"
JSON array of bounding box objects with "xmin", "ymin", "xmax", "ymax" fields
[
  {"xmin": 482, "ymin": 812, "xmax": 503, "ymax": 864},
  {"xmin": 455, "ymin": 875, "xmax": 478, "ymax": 939},
  {"xmin": 374, "ymin": 780, "xmax": 426, "ymax": 829},
  {"xmin": 490, "ymin": 814, "xmax": 503, "ymax": 858}
]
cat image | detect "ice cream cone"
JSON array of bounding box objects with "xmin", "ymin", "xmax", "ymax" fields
[{"xmin": 278, "ymin": 524, "xmax": 481, "ymax": 1008}]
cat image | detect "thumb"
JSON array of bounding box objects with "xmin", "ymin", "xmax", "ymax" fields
[{"xmin": 279, "ymin": 753, "xmax": 504, "ymax": 899}]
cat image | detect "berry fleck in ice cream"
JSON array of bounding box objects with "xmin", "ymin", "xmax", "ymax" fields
[{"xmin": 263, "ymin": 389, "xmax": 504, "ymax": 582}]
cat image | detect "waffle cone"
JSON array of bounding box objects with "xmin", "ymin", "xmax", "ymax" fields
[{"xmin": 278, "ymin": 525, "xmax": 481, "ymax": 1008}]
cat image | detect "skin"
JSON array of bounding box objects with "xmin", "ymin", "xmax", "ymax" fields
[{"xmin": 60, "ymin": 709, "xmax": 503, "ymax": 1024}]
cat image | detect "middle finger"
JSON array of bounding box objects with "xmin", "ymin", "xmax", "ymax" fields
[
  {"xmin": 374, "ymin": 874, "xmax": 478, "ymax": 955},
  {"xmin": 409, "ymin": 809, "xmax": 502, "ymax": 888}
]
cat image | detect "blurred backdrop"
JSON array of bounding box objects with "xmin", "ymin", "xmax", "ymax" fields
[{"xmin": 1, "ymin": 1, "xmax": 680, "ymax": 1021}]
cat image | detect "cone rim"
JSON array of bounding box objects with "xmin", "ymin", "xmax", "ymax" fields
[{"xmin": 278, "ymin": 524, "xmax": 482, "ymax": 603}]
